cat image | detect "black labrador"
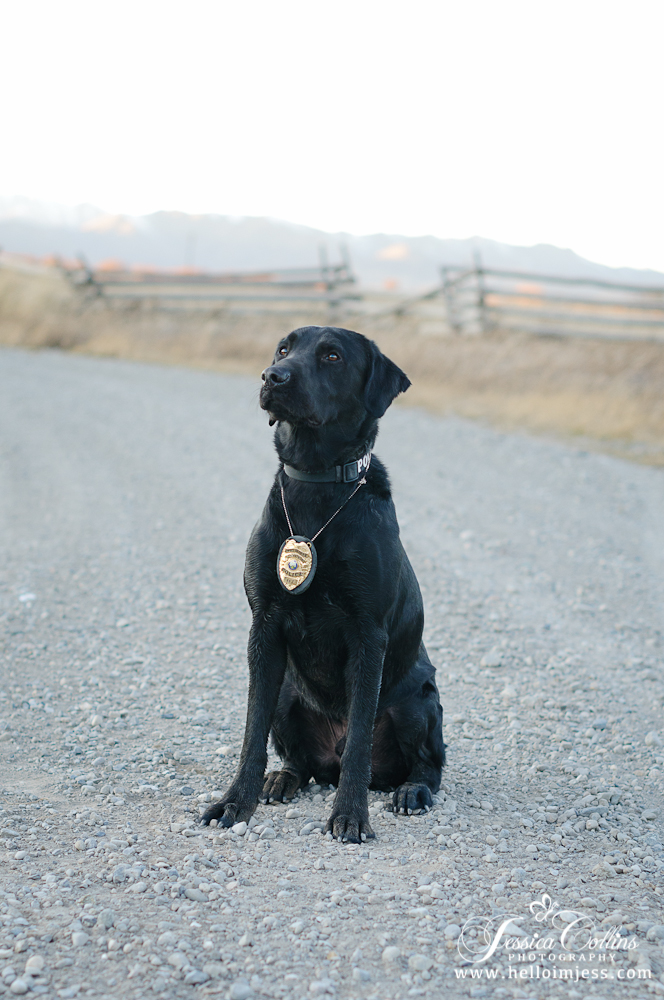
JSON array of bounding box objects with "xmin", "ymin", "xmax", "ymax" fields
[{"xmin": 202, "ymin": 325, "xmax": 444, "ymax": 843}]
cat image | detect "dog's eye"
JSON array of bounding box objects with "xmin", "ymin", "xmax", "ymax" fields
[
  {"xmin": 278, "ymin": 346, "xmax": 288, "ymax": 356},
  {"xmin": 325, "ymin": 352, "xmax": 340, "ymax": 361}
]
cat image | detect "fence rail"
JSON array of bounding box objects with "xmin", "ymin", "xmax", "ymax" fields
[
  {"xmin": 386, "ymin": 260, "xmax": 664, "ymax": 341},
  {"xmin": 65, "ymin": 253, "xmax": 357, "ymax": 311}
]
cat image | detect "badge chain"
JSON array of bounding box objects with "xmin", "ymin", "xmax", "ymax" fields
[{"xmin": 279, "ymin": 473, "xmax": 368, "ymax": 542}]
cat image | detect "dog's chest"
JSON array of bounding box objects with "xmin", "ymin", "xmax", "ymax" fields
[
  {"xmin": 281, "ymin": 594, "xmax": 354, "ymax": 700},
  {"xmin": 283, "ymin": 592, "xmax": 348, "ymax": 652}
]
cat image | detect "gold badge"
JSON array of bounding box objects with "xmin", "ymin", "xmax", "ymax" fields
[{"xmin": 277, "ymin": 536, "xmax": 317, "ymax": 594}]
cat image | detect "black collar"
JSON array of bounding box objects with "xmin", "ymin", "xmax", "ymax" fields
[{"xmin": 283, "ymin": 450, "xmax": 372, "ymax": 484}]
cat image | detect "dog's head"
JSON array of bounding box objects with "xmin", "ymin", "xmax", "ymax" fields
[{"xmin": 260, "ymin": 326, "xmax": 410, "ymax": 429}]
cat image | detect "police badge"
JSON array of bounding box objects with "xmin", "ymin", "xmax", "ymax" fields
[{"xmin": 277, "ymin": 535, "xmax": 317, "ymax": 594}]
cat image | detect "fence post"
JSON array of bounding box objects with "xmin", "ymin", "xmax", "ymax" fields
[
  {"xmin": 441, "ymin": 266, "xmax": 460, "ymax": 335},
  {"xmin": 339, "ymin": 243, "xmax": 352, "ymax": 284},
  {"xmin": 472, "ymin": 248, "xmax": 488, "ymax": 334},
  {"xmin": 71, "ymin": 254, "xmax": 102, "ymax": 298},
  {"xmin": 473, "ymin": 248, "xmax": 487, "ymax": 334},
  {"xmin": 319, "ymin": 244, "xmax": 336, "ymax": 321}
]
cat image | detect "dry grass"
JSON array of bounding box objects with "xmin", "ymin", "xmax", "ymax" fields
[
  {"xmin": 366, "ymin": 319, "xmax": 664, "ymax": 464},
  {"xmin": 2, "ymin": 263, "xmax": 664, "ymax": 465}
]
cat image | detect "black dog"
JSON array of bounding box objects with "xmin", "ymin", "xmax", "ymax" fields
[{"xmin": 202, "ymin": 326, "xmax": 444, "ymax": 842}]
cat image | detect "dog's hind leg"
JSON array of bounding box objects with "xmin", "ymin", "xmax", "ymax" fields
[{"xmin": 380, "ymin": 661, "xmax": 445, "ymax": 814}]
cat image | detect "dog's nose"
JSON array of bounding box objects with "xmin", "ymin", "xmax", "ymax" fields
[{"xmin": 261, "ymin": 366, "xmax": 291, "ymax": 386}]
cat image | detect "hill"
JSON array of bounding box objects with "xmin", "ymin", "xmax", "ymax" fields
[{"xmin": 1, "ymin": 197, "xmax": 663, "ymax": 292}]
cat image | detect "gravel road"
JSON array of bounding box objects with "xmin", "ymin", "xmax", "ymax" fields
[{"xmin": 1, "ymin": 347, "xmax": 663, "ymax": 1000}]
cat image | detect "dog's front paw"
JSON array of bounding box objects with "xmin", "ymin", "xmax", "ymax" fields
[
  {"xmin": 392, "ymin": 782, "xmax": 433, "ymax": 814},
  {"xmin": 261, "ymin": 770, "xmax": 302, "ymax": 803},
  {"xmin": 325, "ymin": 810, "xmax": 375, "ymax": 844},
  {"xmin": 200, "ymin": 792, "xmax": 257, "ymax": 828}
]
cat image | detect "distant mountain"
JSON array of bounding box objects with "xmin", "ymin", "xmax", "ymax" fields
[{"xmin": 1, "ymin": 196, "xmax": 663, "ymax": 292}]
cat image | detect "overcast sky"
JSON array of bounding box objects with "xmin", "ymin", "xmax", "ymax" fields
[{"xmin": 2, "ymin": 0, "xmax": 663, "ymax": 271}]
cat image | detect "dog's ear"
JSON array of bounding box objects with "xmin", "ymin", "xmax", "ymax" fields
[{"xmin": 363, "ymin": 340, "xmax": 411, "ymax": 417}]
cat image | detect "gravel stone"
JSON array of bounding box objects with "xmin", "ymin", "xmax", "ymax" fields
[
  {"xmin": 592, "ymin": 861, "xmax": 616, "ymax": 878},
  {"xmin": 97, "ymin": 909, "xmax": 115, "ymax": 930},
  {"xmin": 229, "ymin": 981, "xmax": 253, "ymax": 1000},
  {"xmin": 184, "ymin": 887, "xmax": 208, "ymax": 902},
  {"xmin": 408, "ymin": 954, "xmax": 433, "ymax": 972},
  {"xmin": 309, "ymin": 979, "xmax": 336, "ymax": 995},
  {"xmin": 184, "ymin": 969, "xmax": 209, "ymax": 984},
  {"xmin": 167, "ymin": 951, "xmax": 188, "ymax": 970}
]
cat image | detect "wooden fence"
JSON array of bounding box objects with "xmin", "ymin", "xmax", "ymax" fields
[
  {"xmin": 66, "ymin": 250, "xmax": 358, "ymax": 313},
  {"xmin": 60, "ymin": 249, "xmax": 664, "ymax": 340},
  {"xmin": 387, "ymin": 257, "xmax": 664, "ymax": 341}
]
